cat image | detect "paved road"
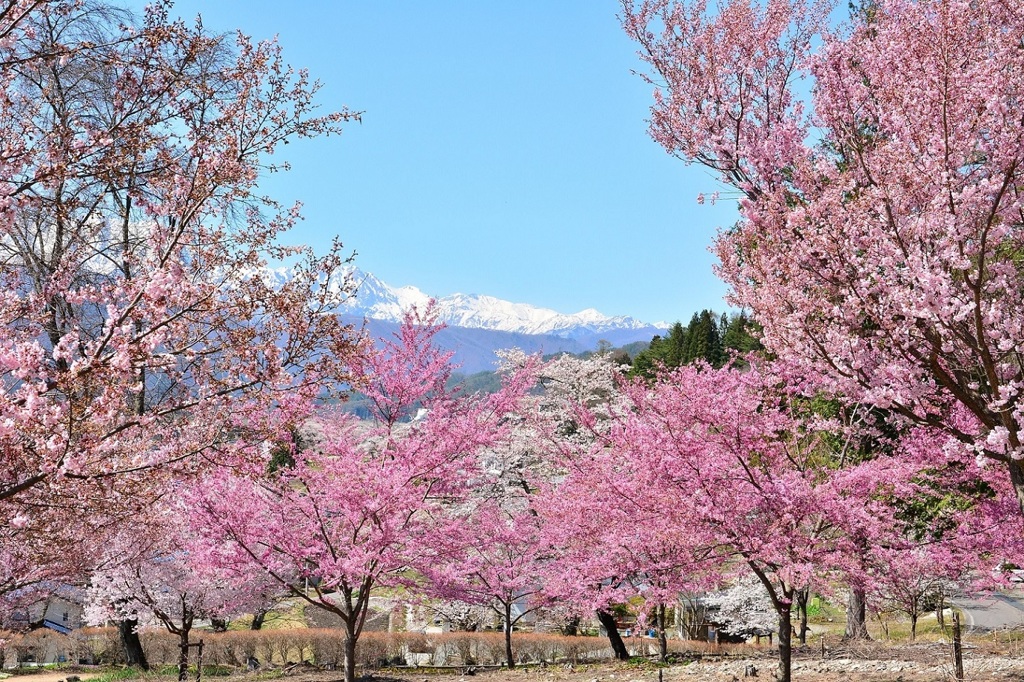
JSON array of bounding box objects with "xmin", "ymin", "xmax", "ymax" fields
[{"xmin": 956, "ymin": 591, "xmax": 1024, "ymax": 631}]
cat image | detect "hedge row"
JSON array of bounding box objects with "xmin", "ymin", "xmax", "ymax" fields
[
  {"xmin": 4, "ymin": 627, "xmax": 734, "ymax": 669},
  {"xmin": 80, "ymin": 628, "xmax": 725, "ymax": 668},
  {"xmin": 135, "ymin": 630, "xmax": 620, "ymax": 668}
]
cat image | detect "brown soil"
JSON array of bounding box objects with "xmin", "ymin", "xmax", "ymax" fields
[
  {"xmin": 10, "ymin": 643, "xmax": 1024, "ymax": 682},
  {"xmin": 275, "ymin": 643, "xmax": 1024, "ymax": 682}
]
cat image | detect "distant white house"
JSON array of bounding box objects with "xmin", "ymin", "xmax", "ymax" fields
[
  {"xmin": 4, "ymin": 585, "xmax": 87, "ymax": 667},
  {"xmin": 10, "ymin": 586, "xmax": 85, "ymax": 634}
]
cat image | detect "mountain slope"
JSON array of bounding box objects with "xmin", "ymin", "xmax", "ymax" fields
[
  {"xmin": 339, "ymin": 268, "xmax": 665, "ymax": 341},
  {"xmin": 343, "ymin": 317, "xmax": 591, "ymax": 374},
  {"xmin": 264, "ymin": 266, "xmax": 663, "ymax": 372}
]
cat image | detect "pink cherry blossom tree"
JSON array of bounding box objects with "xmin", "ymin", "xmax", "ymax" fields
[
  {"xmin": 0, "ymin": 0, "xmax": 361, "ymax": 607},
  {"xmin": 544, "ymin": 362, "xmax": 855, "ymax": 682},
  {"xmin": 424, "ymin": 489, "xmax": 552, "ymax": 669},
  {"xmin": 188, "ymin": 311, "xmax": 532, "ymax": 682},
  {"xmin": 833, "ymin": 422, "xmax": 1024, "ymax": 640},
  {"xmin": 500, "ymin": 349, "xmax": 661, "ymax": 659},
  {"xmin": 87, "ymin": 508, "xmax": 277, "ymax": 682},
  {"xmin": 622, "ymin": 0, "xmax": 1024, "ymax": 512}
]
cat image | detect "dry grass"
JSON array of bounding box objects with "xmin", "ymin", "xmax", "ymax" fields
[{"xmin": 77, "ymin": 629, "xmax": 631, "ymax": 669}]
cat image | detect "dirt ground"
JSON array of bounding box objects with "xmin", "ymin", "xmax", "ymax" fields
[
  {"xmin": 0, "ymin": 674, "xmax": 104, "ymax": 682},
  {"xmin": 9, "ymin": 642, "xmax": 1024, "ymax": 682},
  {"xmin": 276, "ymin": 643, "xmax": 1024, "ymax": 682},
  {"xmin": 343, "ymin": 653, "xmax": 1018, "ymax": 682}
]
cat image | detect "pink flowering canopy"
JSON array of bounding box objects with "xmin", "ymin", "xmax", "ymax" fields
[
  {"xmin": 0, "ymin": 1, "xmax": 361, "ymax": 589},
  {"xmin": 624, "ymin": 0, "xmax": 1024, "ymax": 510},
  {"xmin": 187, "ymin": 311, "xmax": 533, "ymax": 682},
  {"xmin": 534, "ymin": 355, "xmax": 1018, "ymax": 680},
  {"xmin": 536, "ymin": 361, "xmax": 850, "ymax": 681}
]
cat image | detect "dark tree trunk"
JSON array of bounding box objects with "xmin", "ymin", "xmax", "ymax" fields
[
  {"xmin": 343, "ymin": 629, "xmax": 357, "ymax": 682},
  {"xmin": 596, "ymin": 609, "xmax": 630, "ymax": 660},
  {"xmin": 503, "ymin": 603, "xmax": 515, "ymax": 669},
  {"xmin": 336, "ymin": 584, "xmax": 369, "ymax": 682},
  {"xmin": 748, "ymin": 566, "xmax": 793, "ymax": 682},
  {"xmin": 844, "ymin": 587, "xmax": 871, "ymax": 640},
  {"xmin": 656, "ymin": 604, "xmax": 668, "ymax": 661},
  {"xmin": 177, "ymin": 630, "xmax": 191, "ymax": 682},
  {"xmin": 118, "ymin": 617, "xmax": 150, "ymax": 670},
  {"xmin": 250, "ymin": 609, "xmax": 267, "ymax": 630},
  {"xmin": 910, "ymin": 613, "xmax": 918, "ymax": 641},
  {"xmin": 778, "ymin": 604, "xmax": 793, "ymax": 682},
  {"xmin": 1008, "ymin": 458, "xmax": 1024, "ymax": 521},
  {"xmin": 795, "ymin": 587, "xmax": 810, "ymax": 646}
]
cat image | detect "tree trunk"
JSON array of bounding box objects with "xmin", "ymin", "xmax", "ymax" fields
[
  {"xmin": 343, "ymin": 629, "xmax": 357, "ymax": 682},
  {"xmin": 596, "ymin": 609, "xmax": 629, "ymax": 660},
  {"xmin": 177, "ymin": 630, "xmax": 191, "ymax": 682},
  {"xmin": 795, "ymin": 587, "xmax": 810, "ymax": 646},
  {"xmin": 952, "ymin": 610, "xmax": 964, "ymax": 682},
  {"xmin": 504, "ymin": 603, "xmax": 515, "ymax": 669},
  {"xmin": 1008, "ymin": 458, "xmax": 1024, "ymax": 520},
  {"xmin": 562, "ymin": 615, "xmax": 581, "ymax": 636},
  {"xmin": 118, "ymin": 617, "xmax": 150, "ymax": 670},
  {"xmin": 250, "ymin": 609, "xmax": 267, "ymax": 631},
  {"xmin": 656, "ymin": 604, "xmax": 668, "ymax": 661},
  {"xmin": 844, "ymin": 587, "xmax": 871, "ymax": 640},
  {"xmin": 777, "ymin": 603, "xmax": 793, "ymax": 682},
  {"xmin": 910, "ymin": 613, "xmax": 918, "ymax": 642}
]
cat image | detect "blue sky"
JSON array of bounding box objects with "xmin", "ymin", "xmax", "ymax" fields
[{"xmin": 133, "ymin": 1, "xmax": 737, "ymax": 325}]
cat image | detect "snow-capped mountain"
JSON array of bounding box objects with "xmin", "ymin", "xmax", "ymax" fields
[
  {"xmin": 337, "ymin": 267, "xmax": 665, "ymax": 341},
  {"xmin": 262, "ymin": 266, "xmax": 665, "ymax": 372}
]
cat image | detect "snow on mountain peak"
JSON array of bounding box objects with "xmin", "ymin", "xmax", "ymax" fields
[{"xmin": 329, "ymin": 267, "xmax": 661, "ymax": 340}]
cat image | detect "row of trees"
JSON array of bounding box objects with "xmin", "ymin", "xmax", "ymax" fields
[
  {"xmin": 78, "ymin": 317, "xmax": 1023, "ymax": 682},
  {"xmin": 3, "ymin": 4, "xmax": 1024, "ymax": 682},
  {"xmin": 630, "ymin": 309, "xmax": 760, "ymax": 377}
]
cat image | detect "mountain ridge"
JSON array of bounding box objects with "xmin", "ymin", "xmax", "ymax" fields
[
  {"xmin": 337, "ymin": 267, "xmax": 667, "ymax": 340},
  {"xmin": 266, "ymin": 265, "xmax": 665, "ymax": 373}
]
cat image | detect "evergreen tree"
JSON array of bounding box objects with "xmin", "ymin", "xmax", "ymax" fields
[
  {"xmin": 684, "ymin": 310, "xmax": 723, "ymax": 366},
  {"xmin": 630, "ymin": 310, "xmax": 762, "ymax": 378},
  {"xmin": 722, "ymin": 312, "xmax": 763, "ymax": 360}
]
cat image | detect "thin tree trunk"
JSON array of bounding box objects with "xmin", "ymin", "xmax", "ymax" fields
[
  {"xmin": 795, "ymin": 588, "xmax": 810, "ymax": 646},
  {"xmin": 504, "ymin": 603, "xmax": 515, "ymax": 669},
  {"xmin": 1008, "ymin": 459, "xmax": 1024, "ymax": 519},
  {"xmin": 910, "ymin": 613, "xmax": 918, "ymax": 642},
  {"xmin": 118, "ymin": 617, "xmax": 149, "ymax": 670},
  {"xmin": 343, "ymin": 627, "xmax": 357, "ymax": 682},
  {"xmin": 656, "ymin": 604, "xmax": 668, "ymax": 661},
  {"xmin": 844, "ymin": 587, "xmax": 871, "ymax": 640},
  {"xmin": 596, "ymin": 609, "xmax": 629, "ymax": 660}
]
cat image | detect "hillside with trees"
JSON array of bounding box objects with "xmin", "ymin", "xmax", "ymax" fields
[{"xmin": 630, "ymin": 309, "xmax": 761, "ymax": 377}]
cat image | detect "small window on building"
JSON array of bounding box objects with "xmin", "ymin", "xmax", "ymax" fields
[{"xmin": 62, "ymin": 611, "xmax": 69, "ymax": 623}]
